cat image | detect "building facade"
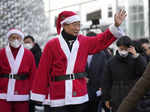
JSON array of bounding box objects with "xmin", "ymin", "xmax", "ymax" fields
[
  {"xmin": 0, "ymin": 0, "xmax": 50, "ymax": 48},
  {"xmin": 44, "ymin": 0, "xmax": 149, "ymax": 39}
]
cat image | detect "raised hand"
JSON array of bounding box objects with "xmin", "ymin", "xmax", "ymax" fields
[
  {"xmin": 114, "ymin": 9, "xmax": 127, "ymax": 27},
  {"xmin": 128, "ymin": 46, "xmax": 137, "ymax": 56}
]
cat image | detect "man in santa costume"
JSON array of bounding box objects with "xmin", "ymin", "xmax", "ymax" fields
[
  {"xmin": 31, "ymin": 10, "xmax": 127, "ymax": 112},
  {"xmin": 0, "ymin": 29, "xmax": 36, "ymax": 112}
]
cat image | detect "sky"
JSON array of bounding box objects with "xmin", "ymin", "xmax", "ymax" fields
[{"xmin": 43, "ymin": 0, "xmax": 99, "ymax": 12}]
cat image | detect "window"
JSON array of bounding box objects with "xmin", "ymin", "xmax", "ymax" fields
[
  {"xmin": 128, "ymin": 0, "xmax": 144, "ymax": 38},
  {"xmin": 108, "ymin": 7, "xmax": 112, "ymax": 18}
]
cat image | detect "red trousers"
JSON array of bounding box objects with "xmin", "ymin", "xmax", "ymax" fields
[{"xmin": 0, "ymin": 99, "xmax": 29, "ymax": 112}]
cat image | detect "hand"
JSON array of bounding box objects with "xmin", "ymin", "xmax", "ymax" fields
[
  {"xmin": 105, "ymin": 101, "xmax": 111, "ymax": 109},
  {"xmin": 114, "ymin": 9, "xmax": 127, "ymax": 27},
  {"xmin": 99, "ymin": 88, "xmax": 102, "ymax": 91},
  {"xmin": 84, "ymin": 77, "xmax": 89, "ymax": 83},
  {"xmin": 128, "ymin": 46, "xmax": 137, "ymax": 56}
]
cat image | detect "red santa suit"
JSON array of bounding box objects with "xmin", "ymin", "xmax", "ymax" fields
[
  {"xmin": 31, "ymin": 11, "xmax": 124, "ymax": 107},
  {"xmin": 0, "ymin": 29, "xmax": 36, "ymax": 112}
]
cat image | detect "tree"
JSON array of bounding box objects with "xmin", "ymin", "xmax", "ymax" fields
[{"xmin": 0, "ymin": 0, "xmax": 50, "ymax": 48}]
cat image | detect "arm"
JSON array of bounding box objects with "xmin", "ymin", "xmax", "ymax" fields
[
  {"xmin": 134, "ymin": 55, "xmax": 146, "ymax": 77},
  {"xmin": 128, "ymin": 46, "xmax": 146, "ymax": 77},
  {"xmin": 87, "ymin": 9, "xmax": 126, "ymax": 54},
  {"xmin": 31, "ymin": 42, "xmax": 52, "ymax": 102},
  {"xmin": 117, "ymin": 62, "xmax": 150, "ymax": 112},
  {"xmin": 101, "ymin": 62, "xmax": 113, "ymax": 107},
  {"xmin": 98, "ymin": 52, "xmax": 108, "ymax": 88},
  {"xmin": 29, "ymin": 53, "xmax": 36, "ymax": 89}
]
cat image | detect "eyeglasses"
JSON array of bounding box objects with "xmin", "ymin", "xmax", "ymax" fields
[{"xmin": 71, "ymin": 22, "xmax": 81, "ymax": 27}]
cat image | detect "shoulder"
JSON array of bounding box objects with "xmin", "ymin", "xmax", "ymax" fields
[
  {"xmin": 107, "ymin": 56, "xmax": 117, "ymax": 64},
  {"xmin": 45, "ymin": 37, "xmax": 59, "ymax": 48},
  {"xmin": 0, "ymin": 48, "xmax": 5, "ymax": 54},
  {"xmin": 78, "ymin": 35, "xmax": 87, "ymax": 40},
  {"xmin": 24, "ymin": 48, "xmax": 34, "ymax": 57},
  {"xmin": 0, "ymin": 48, "xmax": 6, "ymax": 57},
  {"xmin": 97, "ymin": 51, "xmax": 106, "ymax": 56},
  {"xmin": 41, "ymin": 37, "xmax": 59, "ymax": 54},
  {"xmin": 77, "ymin": 34, "xmax": 91, "ymax": 44}
]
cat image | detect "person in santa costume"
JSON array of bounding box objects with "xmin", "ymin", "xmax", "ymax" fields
[
  {"xmin": 31, "ymin": 10, "xmax": 127, "ymax": 112},
  {"xmin": 0, "ymin": 29, "xmax": 36, "ymax": 112}
]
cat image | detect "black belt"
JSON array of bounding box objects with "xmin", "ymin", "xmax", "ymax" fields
[
  {"xmin": 0, "ymin": 74, "xmax": 29, "ymax": 80},
  {"xmin": 51, "ymin": 72, "xmax": 88, "ymax": 82}
]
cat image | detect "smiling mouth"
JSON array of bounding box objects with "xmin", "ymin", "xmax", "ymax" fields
[{"xmin": 74, "ymin": 31, "xmax": 79, "ymax": 34}]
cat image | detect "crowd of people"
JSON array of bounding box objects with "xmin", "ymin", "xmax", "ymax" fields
[{"xmin": 0, "ymin": 9, "xmax": 150, "ymax": 112}]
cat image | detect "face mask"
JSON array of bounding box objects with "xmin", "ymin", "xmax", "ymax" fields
[
  {"xmin": 9, "ymin": 39, "xmax": 22, "ymax": 48},
  {"xmin": 24, "ymin": 43, "xmax": 33, "ymax": 49},
  {"xmin": 118, "ymin": 50, "xmax": 128, "ymax": 57}
]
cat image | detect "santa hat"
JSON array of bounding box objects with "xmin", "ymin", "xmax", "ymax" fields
[
  {"xmin": 7, "ymin": 28, "xmax": 24, "ymax": 39},
  {"xmin": 56, "ymin": 11, "xmax": 80, "ymax": 35}
]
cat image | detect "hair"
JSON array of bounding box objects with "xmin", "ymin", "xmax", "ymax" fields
[
  {"xmin": 138, "ymin": 38, "xmax": 149, "ymax": 46},
  {"xmin": 86, "ymin": 31, "xmax": 96, "ymax": 37},
  {"xmin": 132, "ymin": 40, "xmax": 143, "ymax": 53},
  {"xmin": 24, "ymin": 35, "xmax": 35, "ymax": 42},
  {"xmin": 116, "ymin": 36, "xmax": 132, "ymax": 48}
]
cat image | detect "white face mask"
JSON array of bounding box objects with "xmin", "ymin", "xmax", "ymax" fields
[
  {"xmin": 9, "ymin": 39, "xmax": 22, "ymax": 48},
  {"xmin": 24, "ymin": 43, "xmax": 33, "ymax": 50},
  {"xmin": 118, "ymin": 50, "xmax": 128, "ymax": 57}
]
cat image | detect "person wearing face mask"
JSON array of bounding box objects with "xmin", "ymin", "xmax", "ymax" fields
[
  {"xmin": 24, "ymin": 36, "xmax": 42, "ymax": 112},
  {"xmin": 24, "ymin": 35, "xmax": 42, "ymax": 67},
  {"xmin": 0, "ymin": 29, "xmax": 36, "ymax": 112},
  {"xmin": 101, "ymin": 36, "xmax": 146, "ymax": 112}
]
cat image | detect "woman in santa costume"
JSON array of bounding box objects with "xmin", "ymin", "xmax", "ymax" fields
[
  {"xmin": 0, "ymin": 29, "xmax": 36, "ymax": 112},
  {"xmin": 31, "ymin": 10, "xmax": 127, "ymax": 112}
]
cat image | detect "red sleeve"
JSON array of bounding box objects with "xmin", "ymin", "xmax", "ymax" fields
[
  {"xmin": 29, "ymin": 52, "xmax": 36, "ymax": 90},
  {"xmin": 86, "ymin": 29, "xmax": 116, "ymax": 54},
  {"xmin": 31, "ymin": 41, "xmax": 53, "ymax": 102}
]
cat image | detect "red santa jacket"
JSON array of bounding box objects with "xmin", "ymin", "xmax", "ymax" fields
[
  {"xmin": 31, "ymin": 25, "xmax": 124, "ymax": 107},
  {"xmin": 0, "ymin": 45, "xmax": 36, "ymax": 101}
]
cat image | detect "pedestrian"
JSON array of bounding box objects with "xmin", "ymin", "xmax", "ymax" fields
[
  {"xmin": 24, "ymin": 35, "xmax": 42, "ymax": 67},
  {"xmin": 31, "ymin": 9, "xmax": 126, "ymax": 112},
  {"xmin": 138, "ymin": 38, "xmax": 150, "ymax": 65},
  {"xmin": 102, "ymin": 36, "xmax": 146, "ymax": 112},
  {"xmin": 0, "ymin": 29, "xmax": 36, "ymax": 112},
  {"xmin": 85, "ymin": 31, "xmax": 109, "ymax": 112}
]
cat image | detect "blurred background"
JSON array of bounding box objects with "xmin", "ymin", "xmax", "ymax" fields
[{"xmin": 0, "ymin": 0, "xmax": 149, "ymax": 49}]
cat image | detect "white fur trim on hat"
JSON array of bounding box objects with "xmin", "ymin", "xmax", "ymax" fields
[
  {"xmin": 7, "ymin": 29, "xmax": 24, "ymax": 39},
  {"xmin": 61, "ymin": 15, "xmax": 80, "ymax": 25}
]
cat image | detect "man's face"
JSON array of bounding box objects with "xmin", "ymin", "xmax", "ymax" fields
[
  {"xmin": 8, "ymin": 34, "xmax": 22, "ymax": 48},
  {"xmin": 9, "ymin": 34, "xmax": 22, "ymax": 41},
  {"xmin": 142, "ymin": 43, "xmax": 150, "ymax": 56},
  {"xmin": 63, "ymin": 21, "xmax": 80, "ymax": 36}
]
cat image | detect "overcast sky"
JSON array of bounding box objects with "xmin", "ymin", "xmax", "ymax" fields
[{"xmin": 43, "ymin": 0, "xmax": 99, "ymax": 12}]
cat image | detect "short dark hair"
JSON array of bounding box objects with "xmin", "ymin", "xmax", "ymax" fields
[
  {"xmin": 24, "ymin": 35, "xmax": 35, "ymax": 42},
  {"xmin": 138, "ymin": 38, "xmax": 149, "ymax": 46},
  {"xmin": 116, "ymin": 36, "xmax": 132, "ymax": 48},
  {"xmin": 132, "ymin": 40, "xmax": 143, "ymax": 53}
]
